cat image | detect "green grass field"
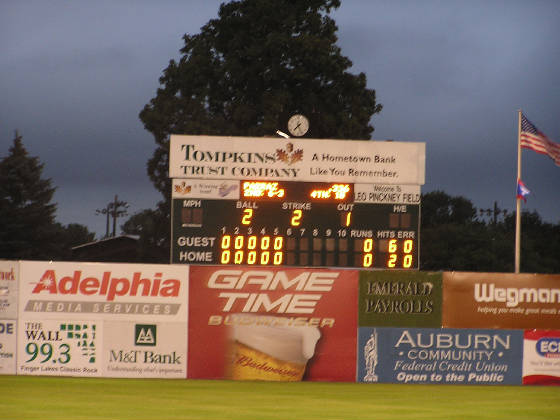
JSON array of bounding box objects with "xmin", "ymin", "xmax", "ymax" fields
[{"xmin": 1, "ymin": 376, "xmax": 559, "ymax": 420}]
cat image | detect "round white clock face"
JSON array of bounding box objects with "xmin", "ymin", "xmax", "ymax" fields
[{"xmin": 287, "ymin": 114, "xmax": 309, "ymax": 137}]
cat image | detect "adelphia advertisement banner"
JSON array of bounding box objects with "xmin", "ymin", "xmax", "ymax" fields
[
  {"xmin": 18, "ymin": 261, "xmax": 189, "ymax": 322},
  {"xmin": 188, "ymin": 266, "xmax": 358, "ymax": 382},
  {"xmin": 442, "ymin": 272, "xmax": 560, "ymax": 329},
  {"xmin": 357, "ymin": 327, "xmax": 523, "ymax": 385},
  {"xmin": 359, "ymin": 271, "xmax": 442, "ymax": 328},
  {"xmin": 523, "ymin": 330, "xmax": 560, "ymax": 385}
]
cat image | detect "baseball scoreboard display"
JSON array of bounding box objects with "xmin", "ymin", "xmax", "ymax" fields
[{"xmin": 169, "ymin": 135, "xmax": 425, "ymax": 269}]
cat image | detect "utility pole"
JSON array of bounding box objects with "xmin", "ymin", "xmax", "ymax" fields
[
  {"xmin": 479, "ymin": 201, "xmax": 508, "ymax": 225},
  {"xmin": 96, "ymin": 195, "xmax": 129, "ymax": 238}
]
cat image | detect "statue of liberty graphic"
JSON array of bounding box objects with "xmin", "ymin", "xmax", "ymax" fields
[{"xmin": 363, "ymin": 329, "xmax": 378, "ymax": 382}]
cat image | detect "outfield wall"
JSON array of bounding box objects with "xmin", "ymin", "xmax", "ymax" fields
[{"xmin": 1, "ymin": 261, "xmax": 559, "ymax": 385}]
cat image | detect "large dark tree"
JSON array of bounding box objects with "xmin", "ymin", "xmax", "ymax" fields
[
  {"xmin": 504, "ymin": 211, "xmax": 560, "ymax": 274},
  {"xmin": 0, "ymin": 132, "xmax": 58, "ymax": 259},
  {"xmin": 139, "ymin": 0, "xmax": 382, "ymax": 207},
  {"xmin": 0, "ymin": 132, "xmax": 95, "ymax": 260},
  {"xmin": 53, "ymin": 223, "xmax": 97, "ymax": 260},
  {"xmin": 421, "ymin": 190, "xmax": 477, "ymax": 228}
]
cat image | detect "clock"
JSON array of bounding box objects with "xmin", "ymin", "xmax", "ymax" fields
[{"xmin": 287, "ymin": 114, "xmax": 309, "ymax": 137}]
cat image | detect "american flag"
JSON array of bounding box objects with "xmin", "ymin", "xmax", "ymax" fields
[{"xmin": 520, "ymin": 114, "xmax": 560, "ymax": 166}]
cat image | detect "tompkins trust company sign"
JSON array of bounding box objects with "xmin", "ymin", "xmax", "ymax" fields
[{"xmin": 169, "ymin": 135, "xmax": 426, "ymax": 185}]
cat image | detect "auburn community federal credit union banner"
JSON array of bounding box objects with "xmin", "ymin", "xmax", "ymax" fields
[
  {"xmin": 188, "ymin": 266, "xmax": 358, "ymax": 382},
  {"xmin": 357, "ymin": 327, "xmax": 523, "ymax": 385}
]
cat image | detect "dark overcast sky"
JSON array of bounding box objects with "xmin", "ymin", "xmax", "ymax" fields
[{"xmin": 2, "ymin": 0, "xmax": 559, "ymax": 238}]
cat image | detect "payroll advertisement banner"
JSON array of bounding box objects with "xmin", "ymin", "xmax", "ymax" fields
[
  {"xmin": 523, "ymin": 330, "xmax": 560, "ymax": 385},
  {"xmin": 357, "ymin": 327, "xmax": 523, "ymax": 385},
  {"xmin": 442, "ymin": 272, "xmax": 560, "ymax": 329},
  {"xmin": 188, "ymin": 266, "xmax": 358, "ymax": 382},
  {"xmin": 17, "ymin": 261, "xmax": 189, "ymax": 378},
  {"xmin": 359, "ymin": 271, "xmax": 442, "ymax": 328}
]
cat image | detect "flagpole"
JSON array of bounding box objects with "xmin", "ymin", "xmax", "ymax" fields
[{"xmin": 514, "ymin": 109, "xmax": 522, "ymax": 273}]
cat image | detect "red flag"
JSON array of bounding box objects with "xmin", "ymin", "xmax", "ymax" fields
[{"xmin": 516, "ymin": 179, "xmax": 530, "ymax": 202}]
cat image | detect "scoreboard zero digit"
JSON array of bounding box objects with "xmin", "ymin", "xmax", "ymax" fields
[{"xmin": 169, "ymin": 135, "xmax": 425, "ymax": 269}]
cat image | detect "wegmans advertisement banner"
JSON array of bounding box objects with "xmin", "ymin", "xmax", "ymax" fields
[{"xmin": 442, "ymin": 272, "xmax": 560, "ymax": 329}]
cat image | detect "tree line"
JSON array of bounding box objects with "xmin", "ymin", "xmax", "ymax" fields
[{"xmin": 1, "ymin": 131, "xmax": 558, "ymax": 273}]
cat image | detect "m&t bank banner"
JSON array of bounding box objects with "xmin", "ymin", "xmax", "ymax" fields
[{"xmin": 357, "ymin": 327, "xmax": 523, "ymax": 385}]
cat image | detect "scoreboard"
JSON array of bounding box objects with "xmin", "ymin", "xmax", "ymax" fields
[
  {"xmin": 169, "ymin": 135, "xmax": 425, "ymax": 269},
  {"xmin": 172, "ymin": 179, "xmax": 419, "ymax": 268}
]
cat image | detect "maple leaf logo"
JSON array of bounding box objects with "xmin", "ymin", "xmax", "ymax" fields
[
  {"xmin": 174, "ymin": 182, "xmax": 192, "ymax": 195},
  {"xmin": 276, "ymin": 142, "xmax": 303, "ymax": 165}
]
